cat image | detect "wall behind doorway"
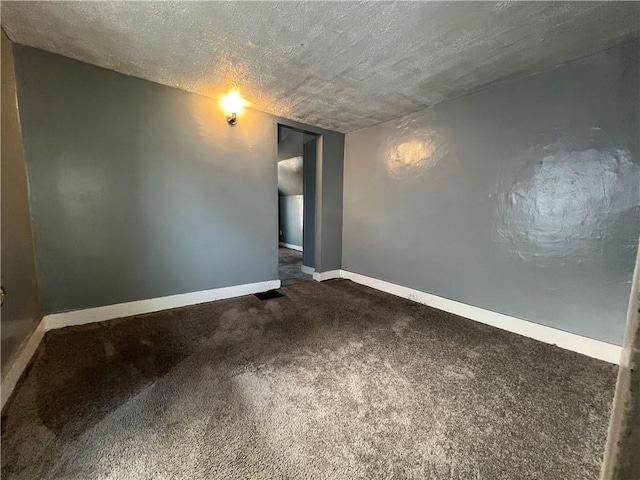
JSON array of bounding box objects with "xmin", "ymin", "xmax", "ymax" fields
[{"xmin": 278, "ymin": 155, "xmax": 304, "ymax": 249}]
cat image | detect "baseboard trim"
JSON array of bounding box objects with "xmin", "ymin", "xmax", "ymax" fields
[
  {"xmin": 2, "ymin": 272, "xmax": 620, "ymax": 411},
  {"xmin": 1, "ymin": 279, "xmax": 280, "ymax": 410},
  {"xmin": 301, "ymin": 265, "xmax": 315, "ymax": 275},
  {"xmin": 1, "ymin": 316, "xmax": 46, "ymax": 410},
  {"xmin": 279, "ymin": 242, "xmax": 303, "ymax": 252},
  {"xmin": 44, "ymin": 280, "xmax": 281, "ymax": 331},
  {"xmin": 313, "ymin": 270, "xmax": 341, "ymax": 282},
  {"xmin": 339, "ymin": 270, "xmax": 621, "ymax": 364}
]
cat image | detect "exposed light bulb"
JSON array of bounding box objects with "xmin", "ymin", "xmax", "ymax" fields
[{"xmin": 221, "ymin": 90, "xmax": 246, "ymax": 125}]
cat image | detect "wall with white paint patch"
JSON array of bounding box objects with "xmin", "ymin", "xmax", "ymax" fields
[
  {"xmin": 342, "ymin": 40, "xmax": 640, "ymax": 345},
  {"xmin": 13, "ymin": 45, "xmax": 343, "ymax": 314}
]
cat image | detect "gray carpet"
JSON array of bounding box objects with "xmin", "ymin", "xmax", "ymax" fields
[
  {"xmin": 278, "ymin": 246, "xmax": 311, "ymax": 287},
  {"xmin": 1, "ymin": 280, "xmax": 617, "ymax": 479}
]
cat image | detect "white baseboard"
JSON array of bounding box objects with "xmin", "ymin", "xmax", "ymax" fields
[
  {"xmin": 313, "ymin": 269, "xmax": 341, "ymax": 282},
  {"xmin": 1, "ymin": 279, "xmax": 280, "ymax": 410},
  {"xmin": 339, "ymin": 270, "xmax": 621, "ymax": 364},
  {"xmin": 301, "ymin": 265, "xmax": 315, "ymax": 275},
  {"xmin": 2, "ymin": 271, "xmax": 621, "ymax": 412},
  {"xmin": 1, "ymin": 317, "xmax": 46, "ymax": 410},
  {"xmin": 279, "ymin": 242, "xmax": 303, "ymax": 252},
  {"xmin": 45, "ymin": 280, "xmax": 280, "ymax": 331}
]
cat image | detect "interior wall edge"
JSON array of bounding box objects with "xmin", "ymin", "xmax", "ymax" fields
[
  {"xmin": 1, "ymin": 29, "xmax": 44, "ymax": 369},
  {"xmin": 0, "ymin": 315, "xmax": 46, "ymax": 411},
  {"xmin": 312, "ymin": 270, "xmax": 341, "ymax": 282},
  {"xmin": 338, "ymin": 270, "xmax": 622, "ymax": 364},
  {"xmin": 600, "ymin": 243, "xmax": 640, "ymax": 479}
]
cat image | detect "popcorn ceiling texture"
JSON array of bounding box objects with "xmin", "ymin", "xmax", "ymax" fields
[
  {"xmin": 1, "ymin": 280, "xmax": 616, "ymax": 479},
  {"xmin": 2, "ymin": 1, "xmax": 639, "ymax": 132}
]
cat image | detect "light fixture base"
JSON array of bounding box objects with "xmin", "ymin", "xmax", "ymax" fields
[{"xmin": 227, "ymin": 113, "xmax": 237, "ymax": 125}]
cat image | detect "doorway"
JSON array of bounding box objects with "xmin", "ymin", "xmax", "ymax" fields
[{"xmin": 277, "ymin": 125, "xmax": 318, "ymax": 286}]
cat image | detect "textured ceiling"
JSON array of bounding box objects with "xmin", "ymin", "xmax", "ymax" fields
[{"xmin": 2, "ymin": 1, "xmax": 639, "ymax": 133}]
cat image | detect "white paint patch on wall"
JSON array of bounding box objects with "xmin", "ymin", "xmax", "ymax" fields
[
  {"xmin": 383, "ymin": 116, "xmax": 449, "ymax": 178},
  {"xmin": 497, "ymin": 141, "xmax": 638, "ymax": 261}
]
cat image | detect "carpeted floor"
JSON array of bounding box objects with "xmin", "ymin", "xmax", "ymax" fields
[
  {"xmin": 278, "ymin": 246, "xmax": 311, "ymax": 287},
  {"xmin": 1, "ymin": 280, "xmax": 617, "ymax": 479}
]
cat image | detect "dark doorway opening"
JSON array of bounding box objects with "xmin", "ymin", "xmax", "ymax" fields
[{"xmin": 277, "ymin": 125, "xmax": 318, "ymax": 286}]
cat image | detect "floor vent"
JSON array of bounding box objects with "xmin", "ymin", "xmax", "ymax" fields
[{"xmin": 254, "ymin": 290, "xmax": 285, "ymax": 301}]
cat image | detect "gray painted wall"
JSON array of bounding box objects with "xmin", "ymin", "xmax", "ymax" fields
[
  {"xmin": 277, "ymin": 127, "xmax": 304, "ymax": 161},
  {"xmin": 1, "ymin": 32, "xmax": 42, "ymax": 370},
  {"xmin": 277, "ymin": 155, "xmax": 303, "ymax": 248},
  {"xmin": 13, "ymin": 45, "xmax": 344, "ymax": 313},
  {"xmin": 277, "ymin": 156, "xmax": 303, "ymax": 196},
  {"xmin": 343, "ymin": 40, "xmax": 639, "ymax": 345},
  {"xmin": 303, "ymin": 138, "xmax": 317, "ymax": 268},
  {"xmin": 316, "ymin": 134, "xmax": 344, "ymax": 272},
  {"xmin": 278, "ymin": 196, "xmax": 303, "ymax": 248},
  {"xmin": 276, "ymin": 121, "xmax": 343, "ymax": 273}
]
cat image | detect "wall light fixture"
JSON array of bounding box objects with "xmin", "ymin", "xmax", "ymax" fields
[{"xmin": 221, "ymin": 89, "xmax": 246, "ymax": 125}]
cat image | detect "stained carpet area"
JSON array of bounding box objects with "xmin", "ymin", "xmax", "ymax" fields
[
  {"xmin": 278, "ymin": 246, "xmax": 311, "ymax": 287},
  {"xmin": 1, "ymin": 280, "xmax": 617, "ymax": 479}
]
